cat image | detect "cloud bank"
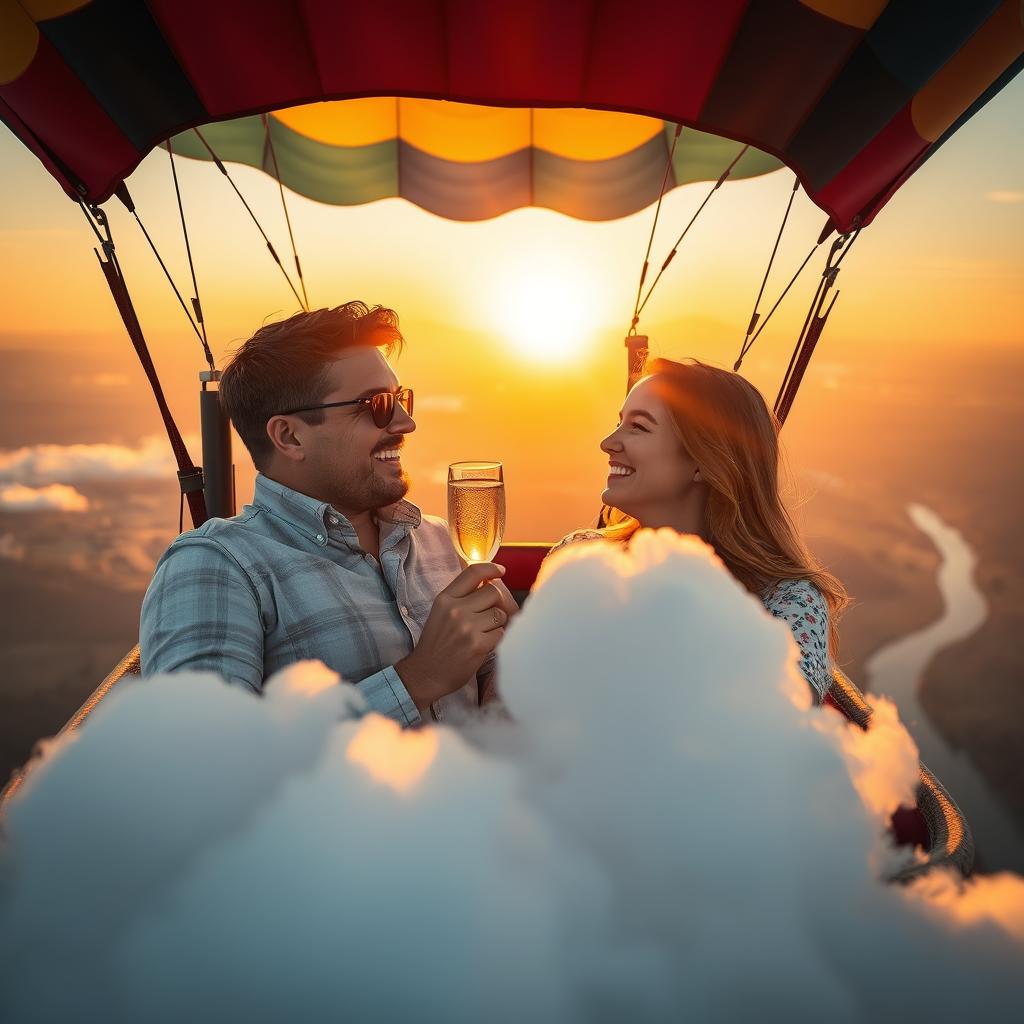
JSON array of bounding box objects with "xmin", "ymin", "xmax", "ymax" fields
[
  {"xmin": 0, "ymin": 482, "xmax": 88, "ymax": 512},
  {"xmin": 0, "ymin": 437, "xmax": 177, "ymax": 486},
  {"xmin": 1, "ymin": 530, "xmax": 1021, "ymax": 1022}
]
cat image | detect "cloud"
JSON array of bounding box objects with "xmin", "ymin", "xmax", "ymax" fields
[
  {"xmin": 0, "ymin": 437, "xmax": 177, "ymax": 486},
  {"xmin": 1, "ymin": 531, "xmax": 1021, "ymax": 1021},
  {"xmin": 0, "ymin": 483, "xmax": 88, "ymax": 512},
  {"xmin": 986, "ymin": 191, "xmax": 1024, "ymax": 204}
]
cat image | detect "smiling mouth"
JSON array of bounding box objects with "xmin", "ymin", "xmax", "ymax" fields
[
  {"xmin": 608, "ymin": 465, "xmax": 634, "ymax": 478},
  {"xmin": 373, "ymin": 449, "xmax": 402, "ymax": 464}
]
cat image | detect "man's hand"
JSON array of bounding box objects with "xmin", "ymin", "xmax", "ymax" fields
[
  {"xmin": 489, "ymin": 577, "xmax": 520, "ymax": 623},
  {"xmin": 395, "ymin": 562, "xmax": 511, "ymax": 715}
]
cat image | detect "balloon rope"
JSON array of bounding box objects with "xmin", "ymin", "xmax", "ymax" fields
[
  {"xmin": 78, "ymin": 202, "xmax": 208, "ymax": 528},
  {"xmin": 192, "ymin": 127, "xmax": 308, "ymax": 312},
  {"xmin": 630, "ymin": 123, "xmax": 683, "ymax": 332},
  {"xmin": 734, "ymin": 175, "xmax": 799, "ymax": 371},
  {"xmin": 773, "ymin": 228, "xmax": 861, "ymax": 425},
  {"xmin": 634, "ymin": 144, "xmax": 749, "ymax": 323},
  {"xmin": 262, "ymin": 115, "xmax": 310, "ymax": 311},
  {"xmin": 128, "ymin": 204, "xmax": 213, "ymax": 368},
  {"xmin": 167, "ymin": 137, "xmax": 213, "ymax": 368},
  {"xmin": 734, "ymin": 238, "xmax": 822, "ymax": 370}
]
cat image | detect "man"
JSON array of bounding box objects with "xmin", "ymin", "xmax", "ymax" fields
[{"xmin": 140, "ymin": 302, "xmax": 514, "ymax": 725}]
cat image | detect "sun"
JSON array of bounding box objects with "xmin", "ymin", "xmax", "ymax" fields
[{"xmin": 492, "ymin": 261, "xmax": 598, "ymax": 365}]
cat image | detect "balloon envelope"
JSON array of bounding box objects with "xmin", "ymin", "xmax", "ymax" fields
[{"xmin": 0, "ymin": 1, "xmax": 1021, "ymax": 228}]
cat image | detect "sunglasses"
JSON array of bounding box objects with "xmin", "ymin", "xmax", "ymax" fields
[{"xmin": 278, "ymin": 387, "xmax": 414, "ymax": 428}]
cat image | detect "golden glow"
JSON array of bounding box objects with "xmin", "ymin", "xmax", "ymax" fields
[
  {"xmin": 271, "ymin": 660, "xmax": 341, "ymax": 698},
  {"xmin": 915, "ymin": 873, "xmax": 1024, "ymax": 940},
  {"xmin": 490, "ymin": 256, "xmax": 600, "ymax": 365},
  {"xmin": 826, "ymin": 697, "xmax": 920, "ymax": 819},
  {"xmin": 346, "ymin": 716, "xmax": 439, "ymax": 794}
]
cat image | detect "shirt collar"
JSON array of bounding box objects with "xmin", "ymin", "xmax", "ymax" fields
[{"xmin": 253, "ymin": 474, "xmax": 422, "ymax": 544}]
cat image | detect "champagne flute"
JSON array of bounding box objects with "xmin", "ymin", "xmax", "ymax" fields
[{"xmin": 447, "ymin": 461, "xmax": 506, "ymax": 563}]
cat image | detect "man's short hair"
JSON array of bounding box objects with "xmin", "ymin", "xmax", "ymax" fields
[{"xmin": 220, "ymin": 302, "xmax": 404, "ymax": 470}]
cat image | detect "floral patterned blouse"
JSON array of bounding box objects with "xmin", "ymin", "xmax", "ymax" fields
[
  {"xmin": 548, "ymin": 531, "xmax": 833, "ymax": 703},
  {"xmin": 760, "ymin": 578, "xmax": 832, "ymax": 703}
]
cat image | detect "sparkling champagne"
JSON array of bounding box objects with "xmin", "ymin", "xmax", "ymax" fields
[{"xmin": 447, "ymin": 479, "xmax": 506, "ymax": 563}]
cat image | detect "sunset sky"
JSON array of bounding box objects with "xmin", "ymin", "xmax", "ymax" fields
[{"xmin": 0, "ymin": 76, "xmax": 1021, "ymax": 539}]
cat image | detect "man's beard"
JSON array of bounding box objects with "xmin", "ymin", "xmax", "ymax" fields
[{"xmin": 324, "ymin": 457, "xmax": 409, "ymax": 514}]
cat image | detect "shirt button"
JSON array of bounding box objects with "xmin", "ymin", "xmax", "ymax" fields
[
  {"xmin": 316, "ymin": 533, "xmax": 324, "ymax": 543},
  {"xmin": 400, "ymin": 605, "xmax": 410, "ymax": 616},
  {"xmin": 327, "ymin": 515, "xmax": 339, "ymax": 526}
]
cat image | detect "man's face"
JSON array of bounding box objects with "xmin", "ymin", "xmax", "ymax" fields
[{"xmin": 284, "ymin": 349, "xmax": 416, "ymax": 514}]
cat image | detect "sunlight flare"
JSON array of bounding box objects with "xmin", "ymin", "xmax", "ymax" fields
[{"xmin": 491, "ymin": 258, "xmax": 599, "ymax": 365}]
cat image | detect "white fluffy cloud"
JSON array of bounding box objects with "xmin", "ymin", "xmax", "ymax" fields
[
  {"xmin": 1, "ymin": 530, "xmax": 1021, "ymax": 1022},
  {"xmin": 0, "ymin": 437, "xmax": 177, "ymax": 486},
  {"xmin": 0, "ymin": 482, "xmax": 88, "ymax": 512}
]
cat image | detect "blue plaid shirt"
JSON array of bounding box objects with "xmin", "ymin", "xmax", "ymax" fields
[{"xmin": 140, "ymin": 474, "xmax": 486, "ymax": 725}]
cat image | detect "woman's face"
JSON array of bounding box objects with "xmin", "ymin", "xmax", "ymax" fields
[{"xmin": 600, "ymin": 376, "xmax": 702, "ymax": 522}]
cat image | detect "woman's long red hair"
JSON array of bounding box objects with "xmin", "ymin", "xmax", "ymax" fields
[{"xmin": 604, "ymin": 358, "xmax": 849, "ymax": 657}]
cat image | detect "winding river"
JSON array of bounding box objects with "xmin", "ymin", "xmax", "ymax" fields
[{"xmin": 865, "ymin": 503, "xmax": 1024, "ymax": 874}]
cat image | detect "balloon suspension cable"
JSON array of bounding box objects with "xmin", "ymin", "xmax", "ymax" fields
[
  {"xmin": 774, "ymin": 225, "xmax": 861, "ymax": 428},
  {"xmin": 633, "ymin": 144, "xmax": 749, "ymax": 326},
  {"xmin": 733, "ymin": 236, "xmax": 823, "ymax": 371},
  {"xmin": 630, "ymin": 123, "xmax": 683, "ymax": 333},
  {"xmin": 192, "ymin": 127, "xmax": 308, "ymax": 312},
  {"xmin": 119, "ymin": 191, "xmax": 215, "ymax": 372},
  {"xmin": 167, "ymin": 137, "xmax": 214, "ymax": 370},
  {"xmin": 733, "ymin": 175, "xmax": 799, "ymax": 372},
  {"xmin": 262, "ymin": 115, "xmax": 310, "ymax": 311},
  {"xmin": 76, "ymin": 200, "xmax": 208, "ymax": 528}
]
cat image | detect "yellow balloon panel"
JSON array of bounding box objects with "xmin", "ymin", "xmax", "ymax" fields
[
  {"xmin": 273, "ymin": 97, "xmax": 399, "ymax": 148},
  {"xmin": 533, "ymin": 108, "xmax": 663, "ymax": 161},
  {"xmin": 271, "ymin": 98, "xmax": 664, "ymax": 163},
  {"xmin": 0, "ymin": 3, "xmax": 39, "ymax": 85},
  {"xmin": 19, "ymin": 0, "xmax": 93, "ymax": 20},
  {"xmin": 911, "ymin": 0, "xmax": 1024, "ymax": 142},
  {"xmin": 796, "ymin": 0, "xmax": 889, "ymax": 30},
  {"xmin": 399, "ymin": 100, "xmax": 532, "ymax": 161}
]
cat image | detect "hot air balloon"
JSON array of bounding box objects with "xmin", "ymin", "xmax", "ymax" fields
[{"xmin": 2, "ymin": 0, "xmax": 1022, "ymax": 874}]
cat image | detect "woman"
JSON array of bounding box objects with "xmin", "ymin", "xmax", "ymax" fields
[{"xmin": 553, "ymin": 358, "xmax": 849, "ymax": 703}]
